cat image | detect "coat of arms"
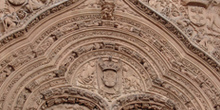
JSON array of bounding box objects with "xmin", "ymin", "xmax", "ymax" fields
[{"xmin": 97, "ymin": 57, "xmax": 122, "ymax": 99}]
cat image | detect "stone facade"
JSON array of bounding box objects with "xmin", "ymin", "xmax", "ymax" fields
[{"xmin": 0, "ymin": 0, "xmax": 219, "ymax": 110}]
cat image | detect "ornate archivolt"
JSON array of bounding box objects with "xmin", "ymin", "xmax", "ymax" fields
[
  {"xmin": 139, "ymin": 0, "xmax": 220, "ymax": 64},
  {"xmin": 0, "ymin": 0, "xmax": 219, "ymax": 110}
]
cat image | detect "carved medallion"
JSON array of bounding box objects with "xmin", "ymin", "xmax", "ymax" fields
[{"xmin": 8, "ymin": 0, "xmax": 26, "ymax": 6}]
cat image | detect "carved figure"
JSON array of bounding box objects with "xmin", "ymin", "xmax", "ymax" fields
[
  {"xmin": 25, "ymin": 0, "xmax": 44, "ymax": 13},
  {"xmin": 0, "ymin": 72, "xmax": 7, "ymax": 83},
  {"xmin": 122, "ymin": 65, "xmax": 142, "ymax": 92},
  {"xmin": 53, "ymin": 66, "xmax": 67, "ymax": 77},
  {"xmin": 198, "ymin": 35, "xmax": 215, "ymax": 52},
  {"xmin": 16, "ymin": 9, "xmax": 28, "ymax": 19},
  {"xmin": 188, "ymin": 6, "xmax": 206, "ymax": 26},
  {"xmin": 0, "ymin": 65, "xmax": 15, "ymax": 84},
  {"xmin": 101, "ymin": 1, "xmax": 115, "ymax": 20},
  {"xmin": 60, "ymin": 23, "xmax": 79, "ymax": 32},
  {"xmin": 79, "ymin": 20, "xmax": 101, "ymax": 28},
  {"xmin": 206, "ymin": 0, "xmax": 220, "ymax": 33},
  {"xmin": 149, "ymin": 0, "xmax": 164, "ymax": 12},
  {"xmin": 37, "ymin": 37, "xmax": 54, "ymax": 54},
  {"xmin": 78, "ymin": 61, "xmax": 96, "ymax": 85},
  {"xmin": 2, "ymin": 11, "xmax": 18, "ymax": 31}
]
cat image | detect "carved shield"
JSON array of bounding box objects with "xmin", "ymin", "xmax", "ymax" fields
[
  {"xmin": 188, "ymin": 6, "xmax": 207, "ymax": 26},
  {"xmin": 102, "ymin": 70, "xmax": 117, "ymax": 88}
]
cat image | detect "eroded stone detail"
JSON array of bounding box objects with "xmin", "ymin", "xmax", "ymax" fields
[
  {"xmin": 140, "ymin": 0, "xmax": 220, "ymax": 63},
  {"xmin": 45, "ymin": 104, "xmax": 90, "ymax": 110},
  {"xmin": 112, "ymin": 94, "xmax": 178, "ymax": 110},
  {"xmin": 39, "ymin": 87, "xmax": 109, "ymax": 110},
  {"xmin": 100, "ymin": 0, "xmax": 115, "ymax": 20},
  {"xmin": 0, "ymin": 0, "xmax": 81, "ymax": 38},
  {"xmin": 0, "ymin": 1, "xmax": 219, "ymax": 110},
  {"xmin": 73, "ymin": 56, "xmax": 145, "ymax": 101}
]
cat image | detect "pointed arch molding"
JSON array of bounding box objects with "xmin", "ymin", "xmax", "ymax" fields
[{"xmin": 0, "ymin": 0, "xmax": 219, "ymax": 110}]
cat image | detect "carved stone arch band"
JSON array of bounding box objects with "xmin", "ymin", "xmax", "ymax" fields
[
  {"xmin": 112, "ymin": 93, "xmax": 178, "ymax": 110},
  {"xmin": 39, "ymin": 87, "xmax": 109, "ymax": 110},
  {"xmin": 0, "ymin": 0, "xmax": 219, "ymax": 110}
]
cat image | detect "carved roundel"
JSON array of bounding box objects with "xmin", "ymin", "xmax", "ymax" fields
[{"xmin": 8, "ymin": 0, "xmax": 26, "ymax": 6}]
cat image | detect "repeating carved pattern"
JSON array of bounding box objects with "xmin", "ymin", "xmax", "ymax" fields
[
  {"xmin": 127, "ymin": 0, "xmax": 220, "ymax": 73},
  {"xmin": 138, "ymin": 0, "xmax": 220, "ymax": 64},
  {"xmin": 0, "ymin": 0, "xmax": 80, "ymax": 34},
  {"xmin": 39, "ymin": 87, "xmax": 109, "ymax": 110},
  {"xmin": 0, "ymin": 0, "xmax": 219, "ymax": 75},
  {"xmin": 0, "ymin": 0, "xmax": 219, "ymax": 110},
  {"xmin": 112, "ymin": 94, "xmax": 178, "ymax": 110}
]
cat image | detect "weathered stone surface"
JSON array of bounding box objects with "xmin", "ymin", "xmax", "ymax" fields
[{"xmin": 0, "ymin": 0, "xmax": 219, "ymax": 110}]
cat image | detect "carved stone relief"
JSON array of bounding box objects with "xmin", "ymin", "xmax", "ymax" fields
[
  {"xmin": 0, "ymin": 0, "xmax": 81, "ymax": 35},
  {"xmin": 140, "ymin": 0, "xmax": 220, "ymax": 63},
  {"xmin": 45, "ymin": 104, "xmax": 90, "ymax": 110},
  {"xmin": 0, "ymin": 27, "xmax": 217, "ymax": 109},
  {"xmin": 97, "ymin": 57, "xmax": 122, "ymax": 99},
  {"xmin": 112, "ymin": 94, "xmax": 178, "ymax": 110},
  {"xmin": 72, "ymin": 56, "xmax": 145, "ymax": 101},
  {"xmin": 0, "ymin": 0, "xmax": 219, "ymax": 110}
]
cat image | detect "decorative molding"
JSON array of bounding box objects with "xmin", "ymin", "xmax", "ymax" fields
[
  {"xmin": 0, "ymin": 0, "xmax": 83, "ymax": 45},
  {"xmin": 125, "ymin": 0, "xmax": 220, "ymax": 74},
  {"xmin": 0, "ymin": 0, "xmax": 219, "ymax": 75},
  {"xmin": 0, "ymin": 0, "xmax": 219, "ymax": 110}
]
